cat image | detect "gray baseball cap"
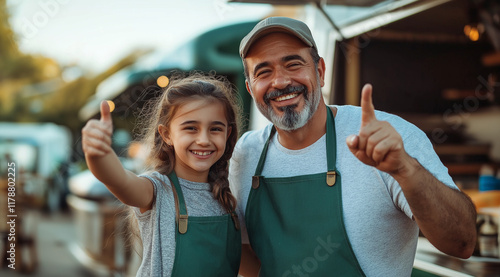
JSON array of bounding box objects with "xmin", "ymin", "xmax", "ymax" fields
[{"xmin": 239, "ymin": 17, "xmax": 317, "ymax": 58}]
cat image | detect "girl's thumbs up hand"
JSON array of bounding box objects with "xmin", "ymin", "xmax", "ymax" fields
[
  {"xmin": 100, "ymin": 100, "xmax": 113, "ymax": 127},
  {"xmin": 82, "ymin": 101, "xmax": 114, "ymax": 158}
]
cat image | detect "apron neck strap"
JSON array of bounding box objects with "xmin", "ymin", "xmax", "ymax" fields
[
  {"xmin": 325, "ymin": 106, "xmax": 337, "ymax": 186},
  {"xmin": 168, "ymin": 171, "xmax": 188, "ymax": 234},
  {"xmin": 254, "ymin": 106, "xmax": 337, "ymax": 178},
  {"xmin": 325, "ymin": 105, "xmax": 337, "ymax": 171},
  {"xmin": 253, "ymin": 126, "xmax": 276, "ymax": 176}
]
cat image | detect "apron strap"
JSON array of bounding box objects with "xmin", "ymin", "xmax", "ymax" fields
[
  {"xmin": 168, "ymin": 171, "xmax": 189, "ymax": 234},
  {"xmin": 253, "ymin": 105, "xmax": 338, "ymax": 187},
  {"xmin": 169, "ymin": 171, "xmax": 240, "ymax": 231},
  {"xmin": 326, "ymin": 106, "xmax": 337, "ymax": 186},
  {"xmin": 253, "ymin": 127, "xmax": 276, "ymax": 177}
]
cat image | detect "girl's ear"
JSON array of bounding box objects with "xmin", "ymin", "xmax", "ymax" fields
[
  {"xmin": 227, "ymin": 126, "xmax": 232, "ymax": 139},
  {"xmin": 158, "ymin": 124, "xmax": 171, "ymax": 145}
]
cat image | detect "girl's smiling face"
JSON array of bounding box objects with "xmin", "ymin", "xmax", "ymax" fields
[{"xmin": 160, "ymin": 98, "xmax": 231, "ymax": 182}]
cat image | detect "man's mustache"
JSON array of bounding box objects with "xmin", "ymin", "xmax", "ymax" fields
[{"xmin": 264, "ymin": 85, "xmax": 307, "ymax": 105}]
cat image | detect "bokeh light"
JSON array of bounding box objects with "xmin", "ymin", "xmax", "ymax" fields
[
  {"xmin": 157, "ymin": 76, "xmax": 169, "ymax": 87},
  {"xmin": 464, "ymin": 24, "xmax": 481, "ymax": 42},
  {"xmin": 106, "ymin": 100, "xmax": 115, "ymax": 112}
]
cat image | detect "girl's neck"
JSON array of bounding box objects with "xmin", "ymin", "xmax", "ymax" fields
[{"xmin": 174, "ymin": 165, "xmax": 209, "ymax": 183}]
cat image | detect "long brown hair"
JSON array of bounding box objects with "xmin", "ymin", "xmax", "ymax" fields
[{"xmin": 137, "ymin": 72, "xmax": 241, "ymax": 213}]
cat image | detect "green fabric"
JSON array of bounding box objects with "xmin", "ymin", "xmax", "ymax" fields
[
  {"xmin": 246, "ymin": 107, "xmax": 365, "ymax": 276},
  {"xmin": 168, "ymin": 171, "xmax": 241, "ymax": 276}
]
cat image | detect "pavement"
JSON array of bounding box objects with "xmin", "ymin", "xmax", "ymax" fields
[{"xmin": 1, "ymin": 210, "xmax": 104, "ymax": 277}]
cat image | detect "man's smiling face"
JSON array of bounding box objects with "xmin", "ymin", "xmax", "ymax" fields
[{"xmin": 245, "ymin": 32, "xmax": 325, "ymax": 131}]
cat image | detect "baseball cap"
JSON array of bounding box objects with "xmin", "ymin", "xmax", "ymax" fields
[{"xmin": 239, "ymin": 17, "xmax": 317, "ymax": 58}]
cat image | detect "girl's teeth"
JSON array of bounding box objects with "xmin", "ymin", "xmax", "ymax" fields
[
  {"xmin": 192, "ymin": 151, "xmax": 212, "ymax": 156},
  {"xmin": 275, "ymin": 93, "xmax": 298, "ymax": 102}
]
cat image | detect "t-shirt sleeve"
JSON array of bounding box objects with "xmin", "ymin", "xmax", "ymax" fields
[
  {"xmin": 229, "ymin": 127, "xmax": 270, "ymax": 244},
  {"xmin": 229, "ymin": 133, "xmax": 251, "ymax": 244},
  {"xmin": 132, "ymin": 173, "xmax": 158, "ymax": 221},
  {"xmin": 382, "ymin": 114, "xmax": 458, "ymax": 219}
]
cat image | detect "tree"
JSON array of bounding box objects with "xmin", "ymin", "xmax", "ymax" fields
[{"xmin": 0, "ymin": 0, "xmax": 147, "ymax": 135}]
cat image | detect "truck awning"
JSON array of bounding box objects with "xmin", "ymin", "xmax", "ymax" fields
[{"xmin": 228, "ymin": 0, "xmax": 453, "ymax": 39}]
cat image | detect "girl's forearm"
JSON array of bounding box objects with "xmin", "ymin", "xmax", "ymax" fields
[{"xmin": 85, "ymin": 152, "xmax": 153, "ymax": 209}]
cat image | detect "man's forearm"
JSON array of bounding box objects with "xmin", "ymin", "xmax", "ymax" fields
[
  {"xmin": 239, "ymin": 244, "xmax": 260, "ymax": 277},
  {"xmin": 392, "ymin": 156, "xmax": 477, "ymax": 258}
]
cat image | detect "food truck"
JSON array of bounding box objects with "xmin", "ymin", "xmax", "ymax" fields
[{"xmin": 0, "ymin": 122, "xmax": 72, "ymax": 213}]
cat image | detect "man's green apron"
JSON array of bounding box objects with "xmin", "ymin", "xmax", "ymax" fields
[
  {"xmin": 167, "ymin": 171, "xmax": 241, "ymax": 276},
  {"xmin": 246, "ymin": 107, "xmax": 365, "ymax": 276}
]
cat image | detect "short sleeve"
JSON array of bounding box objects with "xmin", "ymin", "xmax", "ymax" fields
[
  {"xmin": 132, "ymin": 174, "xmax": 158, "ymax": 221},
  {"xmin": 383, "ymin": 115, "xmax": 458, "ymax": 219}
]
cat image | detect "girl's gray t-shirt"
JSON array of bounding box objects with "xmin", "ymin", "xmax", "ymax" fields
[{"xmin": 133, "ymin": 172, "xmax": 226, "ymax": 277}]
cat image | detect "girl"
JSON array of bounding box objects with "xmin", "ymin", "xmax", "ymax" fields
[{"xmin": 81, "ymin": 74, "xmax": 241, "ymax": 276}]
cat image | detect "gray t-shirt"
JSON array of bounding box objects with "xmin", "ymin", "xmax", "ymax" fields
[
  {"xmin": 133, "ymin": 171, "xmax": 226, "ymax": 277},
  {"xmin": 229, "ymin": 105, "xmax": 457, "ymax": 277}
]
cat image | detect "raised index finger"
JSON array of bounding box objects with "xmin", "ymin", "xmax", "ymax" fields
[{"xmin": 361, "ymin": 83, "xmax": 376, "ymax": 127}]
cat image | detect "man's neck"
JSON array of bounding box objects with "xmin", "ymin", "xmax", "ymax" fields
[{"xmin": 276, "ymin": 104, "xmax": 335, "ymax": 150}]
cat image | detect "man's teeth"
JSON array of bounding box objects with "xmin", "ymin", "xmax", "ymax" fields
[
  {"xmin": 192, "ymin": 151, "xmax": 212, "ymax": 156},
  {"xmin": 274, "ymin": 93, "xmax": 298, "ymax": 102}
]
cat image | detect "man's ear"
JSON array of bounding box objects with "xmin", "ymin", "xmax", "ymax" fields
[
  {"xmin": 245, "ymin": 80, "xmax": 254, "ymax": 97},
  {"xmin": 318, "ymin": 57, "xmax": 326, "ymax": 87},
  {"xmin": 158, "ymin": 124, "xmax": 171, "ymax": 145}
]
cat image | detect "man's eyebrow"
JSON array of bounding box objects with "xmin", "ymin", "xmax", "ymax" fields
[
  {"xmin": 252, "ymin": 55, "xmax": 307, "ymax": 75},
  {"xmin": 282, "ymin": 55, "xmax": 306, "ymax": 63},
  {"xmin": 253, "ymin": 61, "xmax": 270, "ymax": 76}
]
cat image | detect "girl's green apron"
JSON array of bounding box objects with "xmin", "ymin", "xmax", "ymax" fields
[
  {"xmin": 167, "ymin": 171, "xmax": 241, "ymax": 276},
  {"xmin": 246, "ymin": 107, "xmax": 365, "ymax": 276}
]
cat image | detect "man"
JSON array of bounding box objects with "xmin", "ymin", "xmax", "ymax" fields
[{"xmin": 228, "ymin": 17, "xmax": 477, "ymax": 276}]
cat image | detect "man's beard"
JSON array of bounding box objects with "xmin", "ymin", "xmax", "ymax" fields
[{"xmin": 255, "ymin": 81, "xmax": 321, "ymax": 131}]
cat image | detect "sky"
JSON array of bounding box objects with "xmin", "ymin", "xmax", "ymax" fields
[{"xmin": 7, "ymin": 0, "xmax": 272, "ymax": 73}]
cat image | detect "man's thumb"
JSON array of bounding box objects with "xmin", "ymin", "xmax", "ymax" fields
[
  {"xmin": 100, "ymin": 101, "xmax": 113, "ymax": 125},
  {"xmin": 346, "ymin": 135, "xmax": 359, "ymax": 150}
]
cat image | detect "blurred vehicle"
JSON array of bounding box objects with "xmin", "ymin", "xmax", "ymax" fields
[
  {"xmin": 67, "ymin": 141, "xmax": 143, "ymax": 276},
  {"xmin": 0, "ymin": 122, "xmax": 72, "ymax": 212},
  {"xmin": 67, "ymin": 170, "xmax": 133, "ymax": 276}
]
